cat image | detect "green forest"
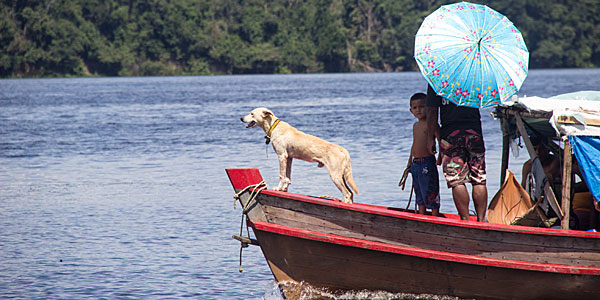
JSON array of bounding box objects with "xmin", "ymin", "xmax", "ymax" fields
[{"xmin": 1, "ymin": 0, "xmax": 599, "ymax": 78}]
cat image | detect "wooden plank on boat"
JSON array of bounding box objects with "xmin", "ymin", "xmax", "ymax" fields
[
  {"xmin": 557, "ymin": 115, "xmax": 600, "ymax": 126},
  {"xmin": 561, "ymin": 138, "xmax": 573, "ymax": 230},
  {"xmin": 225, "ymin": 168, "xmax": 264, "ymax": 190},
  {"xmin": 500, "ymin": 105, "xmax": 552, "ymax": 119},
  {"xmin": 258, "ymin": 193, "xmax": 600, "ymax": 266},
  {"xmin": 232, "ymin": 234, "xmax": 259, "ymax": 246}
]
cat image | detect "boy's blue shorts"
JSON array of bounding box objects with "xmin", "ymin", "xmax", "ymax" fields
[{"xmin": 410, "ymin": 155, "xmax": 440, "ymax": 210}]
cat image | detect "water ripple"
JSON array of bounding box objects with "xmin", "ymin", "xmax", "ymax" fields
[{"xmin": 1, "ymin": 70, "xmax": 599, "ymax": 299}]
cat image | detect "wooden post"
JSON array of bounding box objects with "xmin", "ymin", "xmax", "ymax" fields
[
  {"xmin": 500, "ymin": 117, "xmax": 510, "ymax": 185},
  {"xmin": 514, "ymin": 115, "xmax": 535, "ymax": 157},
  {"xmin": 514, "ymin": 114, "xmax": 564, "ymax": 219},
  {"xmin": 561, "ymin": 138, "xmax": 572, "ymax": 230}
]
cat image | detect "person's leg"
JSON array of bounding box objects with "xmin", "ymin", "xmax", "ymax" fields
[
  {"xmin": 424, "ymin": 156, "xmax": 441, "ymax": 216},
  {"xmin": 452, "ymin": 184, "xmax": 470, "ymax": 220},
  {"xmin": 411, "ymin": 163, "xmax": 425, "ymax": 214},
  {"xmin": 466, "ymin": 130, "xmax": 487, "ymax": 222},
  {"xmin": 472, "ymin": 184, "xmax": 488, "ymax": 222},
  {"xmin": 440, "ymin": 131, "xmax": 469, "ymax": 220}
]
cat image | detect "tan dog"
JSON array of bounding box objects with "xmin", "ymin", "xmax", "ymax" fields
[{"xmin": 241, "ymin": 107, "xmax": 358, "ymax": 203}]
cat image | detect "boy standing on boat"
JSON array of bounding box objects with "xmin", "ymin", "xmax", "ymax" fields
[
  {"xmin": 399, "ymin": 92, "xmax": 441, "ymax": 216},
  {"xmin": 425, "ymin": 85, "xmax": 488, "ymax": 222}
]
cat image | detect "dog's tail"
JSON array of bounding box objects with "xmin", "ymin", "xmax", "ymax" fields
[{"xmin": 343, "ymin": 155, "xmax": 359, "ymax": 195}]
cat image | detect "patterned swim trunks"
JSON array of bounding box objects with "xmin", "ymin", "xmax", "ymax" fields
[{"xmin": 439, "ymin": 129, "xmax": 486, "ymax": 188}]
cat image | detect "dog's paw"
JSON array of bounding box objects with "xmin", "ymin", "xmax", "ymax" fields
[{"xmin": 274, "ymin": 185, "xmax": 290, "ymax": 192}]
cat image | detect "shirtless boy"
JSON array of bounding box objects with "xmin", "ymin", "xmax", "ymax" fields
[{"xmin": 399, "ymin": 93, "xmax": 441, "ymax": 216}]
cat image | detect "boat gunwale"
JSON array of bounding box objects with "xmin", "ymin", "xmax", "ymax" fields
[
  {"xmin": 251, "ymin": 220, "xmax": 600, "ymax": 275},
  {"xmin": 252, "ymin": 188, "xmax": 600, "ymax": 239}
]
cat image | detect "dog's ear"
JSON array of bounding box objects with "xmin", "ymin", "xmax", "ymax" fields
[{"xmin": 263, "ymin": 111, "xmax": 273, "ymax": 118}]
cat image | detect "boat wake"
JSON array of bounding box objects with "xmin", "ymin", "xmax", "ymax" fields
[{"xmin": 272, "ymin": 281, "xmax": 461, "ymax": 300}]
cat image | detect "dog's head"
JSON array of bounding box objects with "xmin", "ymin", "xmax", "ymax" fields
[{"xmin": 240, "ymin": 107, "xmax": 275, "ymax": 130}]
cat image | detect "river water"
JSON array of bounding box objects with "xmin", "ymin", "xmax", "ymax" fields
[{"xmin": 1, "ymin": 69, "xmax": 599, "ymax": 299}]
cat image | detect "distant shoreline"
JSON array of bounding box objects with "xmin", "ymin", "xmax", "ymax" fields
[{"xmin": 3, "ymin": 67, "xmax": 600, "ymax": 80}]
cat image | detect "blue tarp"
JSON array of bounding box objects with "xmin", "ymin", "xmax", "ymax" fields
[{"xmin": 570, "ymin": 136, "xmax": 600, "ymax": 203}]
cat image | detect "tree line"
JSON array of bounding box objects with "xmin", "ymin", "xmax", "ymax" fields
[{"xmin": 1, "ymin": 0, "xmax": 599, "ymax": 78}]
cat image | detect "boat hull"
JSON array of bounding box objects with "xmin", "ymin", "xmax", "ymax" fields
[
  {"xmin": 253, "ymin": 221, "xmax": 599, "ymax": 300},
  {"xmin": 227, "ymin": 168, "xmax": 600, "ymax": 299}
]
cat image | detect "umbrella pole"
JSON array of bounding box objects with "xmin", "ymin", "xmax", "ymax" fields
[{"xmin": 500, "ymin": 117, "xmax": 511, "ymax": 186}]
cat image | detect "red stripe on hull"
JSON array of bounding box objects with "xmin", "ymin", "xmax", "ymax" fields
[{"xmin": 252, "ymin": 220, "xmax": 600, "ymax": 275}]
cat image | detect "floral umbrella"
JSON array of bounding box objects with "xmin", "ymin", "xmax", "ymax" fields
[{"xmin": 414, "ymin": 2, "xmax": 529, "ymax": 108}]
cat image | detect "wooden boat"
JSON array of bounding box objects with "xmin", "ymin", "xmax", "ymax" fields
[
  {"xmin": 227, "ymin": 92, "xmax": 600, "ymax": 299},
  {"xmin": 227, "ymin": 168, "xmax": 600, "ymax": 299}
]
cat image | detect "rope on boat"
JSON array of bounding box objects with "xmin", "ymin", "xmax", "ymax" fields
[
  {"xmin": 405, "ymin": 183, "xmax": 417, "ymax": 213},
  {"xmin": 233, "ymin": 180, "xmax": 267, "ymax": 211},
  {"xmin": 232, "ymin": 180, "xmax": 268, "ymax": 272}
]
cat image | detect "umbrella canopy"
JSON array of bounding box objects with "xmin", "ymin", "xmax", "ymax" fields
[{"xmin": 414, "ymin": 2, "xmax": 529, "ymax": 108}]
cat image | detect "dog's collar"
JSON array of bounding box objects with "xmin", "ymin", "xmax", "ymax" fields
[{"xmin": 265, "ymin": 119, "xmax": 280, "ymax": 145}]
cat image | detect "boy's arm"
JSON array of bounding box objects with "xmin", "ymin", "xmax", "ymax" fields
[
  {"xmin": 407, "ymin": 139, "xmax": 414, "ymax": 167},
  {"xmin": 399, "ymin": 128, "xmax": 414, "ymax": 189}
]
